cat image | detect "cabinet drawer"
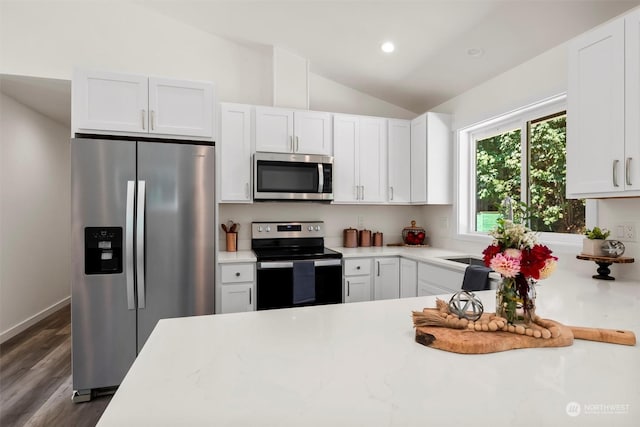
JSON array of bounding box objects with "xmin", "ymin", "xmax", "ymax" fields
[
  {"xmin": 418, "ymin": 262, "xmax": 464, "ymax": 293},
  {"xmin": 221, "ymin": 263, "xmax": 255, "ymax": 283},
  {"xmin": 343, "ymin": 259, "xmax": 372, "ymax": 276}
]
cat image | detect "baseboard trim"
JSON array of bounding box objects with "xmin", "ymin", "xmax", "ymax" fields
[{"xmin": 0, "ymin": 296, "xmax": 71, "ymax": 344}]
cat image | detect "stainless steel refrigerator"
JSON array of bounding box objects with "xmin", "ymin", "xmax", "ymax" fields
[{"xmin": 71, "ymin": 137, "xmax": 215, "ymax": 402}]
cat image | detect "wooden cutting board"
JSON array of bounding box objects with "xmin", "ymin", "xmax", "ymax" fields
[{"xmin": 415, "ymin": 319, "xmax": 574, "ymax": 354}]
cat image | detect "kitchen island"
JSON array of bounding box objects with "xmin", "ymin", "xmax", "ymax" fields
[{"xmin": 98, "ymin": 269, "xmax": 639, "ymax": 426}]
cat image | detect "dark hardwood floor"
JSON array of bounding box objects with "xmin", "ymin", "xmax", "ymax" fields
[{"xmin": 0, "ymin": 305, "xmax": 112, "ymax": 426}]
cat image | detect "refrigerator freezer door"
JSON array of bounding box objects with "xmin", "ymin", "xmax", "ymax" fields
[
  {"xmin": 136, "ymin": 141, "xmax": 215, "ymax": 351},
  {"xmin": 71, "ymin": 138, "xmax": 137, "ymax": 391}
]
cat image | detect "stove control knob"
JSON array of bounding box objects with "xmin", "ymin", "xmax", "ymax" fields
[
  {"xmin": 308, "ymin": 226, "xmax": 313, "ymax": 231},
  {"xmin": 257, "ymin": 225, "xmax": 263, "ymax": 232},
  {"xmin": 314, "ymin": 225, "xmax": 321, "ymax": 232},
  {"xmin": 265, "ymin": 226, "xmax": 271, "ymax": 232}
]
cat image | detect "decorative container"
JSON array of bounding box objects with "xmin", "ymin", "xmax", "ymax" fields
[
  {"xmin": 343, "ymin": 228, "xmax": 358, "ymax": 248},
  {"xmin": 359, "ymin": 229, "xmax": 371, "ymax": 247},
  {"xmin": 226, "ymin": 232, "xmax": 237, "ymax": 252},
  {"xmin": 582, "ymin": 238, "xmax": 605, "ymax": 257},
  {"xmin": 373, "ymin": 232, "xmax": 383, "ymax": 247},
  {"xmin": 402, "ymin": 220, "xmax": 426, "ymax": 245},
  {"xmin": 495, "ymin": 274, "xmax": 536, "ymax": 325}
]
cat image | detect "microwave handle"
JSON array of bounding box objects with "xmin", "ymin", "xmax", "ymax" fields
[{"xmin": 318, "ymin": 163, "xmax": 324, "ymax": 193}]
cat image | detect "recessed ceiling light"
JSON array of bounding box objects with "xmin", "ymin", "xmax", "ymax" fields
[
  {"xmin": 381, "ymin": 42, "xmax": 395, "ymax": 53},
  {"xmin": 467, "ymin": 47, "xmax": 484, "ymax": 58}
]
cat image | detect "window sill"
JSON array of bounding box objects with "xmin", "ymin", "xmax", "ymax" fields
[{"xmin": 456, "ymin": 231, "xmax": 582, "ymax": 253}]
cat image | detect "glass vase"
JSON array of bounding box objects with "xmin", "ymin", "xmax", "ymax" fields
[{"xmin": 495, "ymin": 274, "xmax": 536, "ymax": 325}]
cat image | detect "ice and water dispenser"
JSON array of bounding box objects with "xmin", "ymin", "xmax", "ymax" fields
[{"xmin": 84, "ymin": 227, "xmax": 123, "ymax": 274}]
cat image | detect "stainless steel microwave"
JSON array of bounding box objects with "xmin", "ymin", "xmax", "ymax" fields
[{"xmin": 253, "ymin": 152, "xmax": 333, "ymax": 201}]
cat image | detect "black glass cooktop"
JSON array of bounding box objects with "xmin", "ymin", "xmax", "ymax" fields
[{"xmin": 252, "ymin": 246, "xmax": 342, "ymax": 262}]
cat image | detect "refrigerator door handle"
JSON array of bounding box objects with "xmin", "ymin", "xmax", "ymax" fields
[
  {"xmin": 125, "ymin": 181, "xmax": 136, "ymax": 310},
  {"xmin": 136, "ymin": 180, "xmax": 146, "ymax": 309}
]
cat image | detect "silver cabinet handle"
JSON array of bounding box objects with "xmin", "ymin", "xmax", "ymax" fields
[
  {"xmin": 150, "ymin": 110, "xmax": 155, "ymax": 131},
  {"xmin": 354, "ymin": 186, "xmax": 359, "ymax": 200},
  {"xmin": 245, "ymin": 182, "xmax": 250, "ymax": 199},
  {"xmin": 613, "ymin": 160, "xmax": 620, "ymax": 187},
  {"xmin": 136, "ymin": 180, "xmax": 146, "ymax": 309},
  {"xmin": 295, "ymin": 136, "xmax": 299, "ymax": 152},
  {"xmin": 290, "ymin": 136, "xmax": 294, "ymax": 152},
  {"xmin": 390, "ymin": 186, "xmax": 394, "ymax": 201},
  {"xmin": 347, "ymin": 280, "xmax": 350, "ymax": 297},
  {"xmin": 626, "ymin": 157, "xmax": 633, "ymax": 186},
  {"xmin": 361, "ymin": 186, "xmax": 365, "ymax": 200},
  {"xmin": 377, "ymin": 261, "xmax": 380, "ymax": 276},
  {"xmin": 249, "ymin": 288, "xmax": 252, "ymax": 305},
  {"xmin": 141, "ymin": 110, "xmax": 146, "ymax": 130},
  {"xmin": 125, "ymin": 181, "xmax": 136, "ymax": 310}
]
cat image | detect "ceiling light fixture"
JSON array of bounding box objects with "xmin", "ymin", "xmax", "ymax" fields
[
  {"xmin": 467, "ymin": 47, "xmax": 484, "ymax": 58},
  {"xmin": 381, "ymin": 42, "xmax": 395, "ymax": 53}
]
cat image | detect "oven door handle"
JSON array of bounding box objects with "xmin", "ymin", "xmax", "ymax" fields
[{"xmin": 258, "ymin": 259, "xmax": 342, "ymax": 269}]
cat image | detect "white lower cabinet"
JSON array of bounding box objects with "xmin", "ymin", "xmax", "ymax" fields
[
  {"xmin": 417, "ymin": 262, "xmax": 464, "ymax": 297},
  {"xmin": 400, "ymin": 258, "xmax": 417, "ymax": 298},
  {"xmin": 219, "ymin": 263, "xmax": 255, "ymax": 313},
  {"xmin": 343, "ymin": 258, "xmax": 373, "ymax": 303},
  {"xmin": 373, "ymin": 257, "xmax": 400, "ymax": 300}
]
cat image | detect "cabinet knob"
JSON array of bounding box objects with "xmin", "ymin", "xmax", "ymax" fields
[
  {"xmin": 235, "ymin": 272, "xmax": 241, "ymax": 277},
  {"xmin": 356, "ymin": 266, "xmax": 361, "ymax": 270}
]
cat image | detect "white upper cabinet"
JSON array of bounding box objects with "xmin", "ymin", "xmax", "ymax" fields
[
  {"xmin": 73, "ymin": 69, "xmax": 214, "ymax": 139},
  {"xmin": 410, "ymin": 112, "xmax": 452, "ymax": 204},
  {"xmin": 219, "ymin": 103, "xmax": 252, "ymax": 203},
  {"xmin": 74, "ymin": 70, "xmax": 148, "ymax": 134},
  {"xmin": 333, "ymin": 114, "xmax": 387, "ymax": 203},
  {"xmin": 387, "ymin": 119, "xmax": 411, "ymax": 204},
  {"xmin": 255, "ymin": 106, "xmax": 332, "ymax": 155},
  {"xmin": 567, "ymin": 9, "xmax": 640, "ymax": 197},
  {"xmin": 148, "ymin": 77, "xmax": 214, "ymax": 138}
]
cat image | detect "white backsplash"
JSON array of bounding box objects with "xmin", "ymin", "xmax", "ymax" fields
[{"xmin": 219, "ymin": 203, "xmax": 425, "ymax": 250}]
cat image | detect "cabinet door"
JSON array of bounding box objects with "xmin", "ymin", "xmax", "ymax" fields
[
  {"xmin": 417, "ymin": 279, "xmax": 452, "ymax": 297},
  {"xmin": 344, "ymin": 275, "xmax": 372, "ymax": 303},
  {"xmin": 400, "ymin": 258, "xmax": 417, "ymax": 298},
  {"xmin": 220, "ymin": 284, "xmax": 254, "ymax": 313},
  {"xmin": 426, "ymin": 113, "xmax": 452, "ymax": 204},
  {"xmin": 410, "ymin": 114, "xmax": 427, "ymax": 203},
  {"xmin": 373, "ymin": 258, "xmax": 399, "ymax": 300},
  {"xmin": 294, "ymin": 111, "xmax": 332, "ymax": 155},
  {"xmin": 220, "ymin": 104, "xmax": 252, "ymax": 202},
  {"xmin": 359, "ymin": 117, "xmax": 387, "ymax": 203},
  {"xmin": 418, "ymin": 262, "xmax": 464, "ymax": 293},
  {"xmin": 626, "ymin": 9, "xmax": 640, "ymax": 192},
  {"xmin": 567, "ymin": 17, "xmax": 625, "ymax": 196},
  {"xmin": 333, "ymin": 114, "xmax": 360, "ymax": 202},
  {"xmin": 148, "ymin": 77, "xmax": 214, "ymax": 138},
  {"xmin": 387, "ymin": 120, "xmax": 411, "ymax": 204},
  {"xmin": 73, "ymin": 69, "xmax": 148, "ymax": 133},
  {"xmin": 255, "ymin": 107, "xmax": 294, "ymax": 153}
]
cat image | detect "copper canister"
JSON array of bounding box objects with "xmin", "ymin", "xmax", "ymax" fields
[
  {"xmin": 373, "ymin": 232, "xmax": 383, "ymax": 247},
  {"xmin": 343, "ymin": 228, "xmax": 358, "ymax": 248},
  {"xmin": 359, "ymin": 229, "xmax": 372, "ymax": 247}
]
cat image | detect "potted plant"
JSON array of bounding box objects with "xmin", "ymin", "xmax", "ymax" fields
[{"xmin": 582, "ymin": 227, "xmax": 611, "ymax": 256}]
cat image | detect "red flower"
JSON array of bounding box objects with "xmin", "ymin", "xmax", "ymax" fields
[
  {"xmin": 520, "ymin": 244, "xmax": 556, "ymax": 279},
  {"xmin": 482, "ymin": 244, "xmax": 502, "ymax": 267}
]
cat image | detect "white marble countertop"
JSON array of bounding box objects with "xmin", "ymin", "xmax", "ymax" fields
[
  {"xmin": 217, "ymin": 250, "xmax": 257, "ymax": 263},
  {"xmin": 98, "ymin": 270, "xmax": 640, "ymax": 426}
]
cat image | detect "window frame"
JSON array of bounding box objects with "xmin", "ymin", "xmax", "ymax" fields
[{"xmin": 455, "ymin": 93, "xmax": 597, "ymax": 248}]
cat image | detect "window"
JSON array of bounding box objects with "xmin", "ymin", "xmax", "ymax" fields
[{"xmin": 458, "ymin": 95, "xmax": 587, "ymax": 242}]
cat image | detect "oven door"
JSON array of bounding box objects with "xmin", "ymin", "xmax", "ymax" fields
[{"xmin": 256, "ymin": 258, "xmax": 342, "ymax": 310}]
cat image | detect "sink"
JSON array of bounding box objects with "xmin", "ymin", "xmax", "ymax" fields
[{"xmin": 444, "ymin": 257, "xmax": 486, "ymax": 267}]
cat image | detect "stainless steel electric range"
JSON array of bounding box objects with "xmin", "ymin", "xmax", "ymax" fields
[{"xmin": 251, "ymin": 221, "xmax": 343, "ymax": 310}]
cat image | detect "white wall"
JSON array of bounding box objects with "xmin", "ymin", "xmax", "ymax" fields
[
  {"xmin": 0, "ymin": 0, "xmax": 273, "ymax": 106},
  {"xmin": 0, "ymin": 94, "xmax": 71, "ymax": 342},
  {"xmin": 309, "ymin": 73, "xmax": 416, "ymax": 119},
  {"xmin": 273, "ymin": 47, "xmax": 309, "ymax": 109},
  {"xmin": 220, "ymin": 203, "xmax": 424, "ymax": 250},
  {"xmin": 426, "ymin": 42, "xmax": 640, "ymax": 281}
]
